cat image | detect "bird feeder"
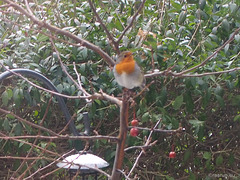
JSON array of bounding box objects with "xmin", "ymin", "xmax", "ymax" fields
[
  {"xmin": 57, "ymin": 151, "xmax": 109, "ymax": 179},
  {"xmin": 56, "ymin": 112, "xmax": 109, "ymax": 179}
]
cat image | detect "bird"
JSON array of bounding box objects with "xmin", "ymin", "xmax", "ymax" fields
[{"xmin": 113, "ymin": 51, "xmax": 146, "ymax": 89}]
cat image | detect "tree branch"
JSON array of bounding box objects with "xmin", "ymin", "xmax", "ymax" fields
[
  {"xmin": 145, "ymin": 67, "xmax": 240, "ymax": 78},
  {"xmin": 111, "ymin": 90, "xmax": 129, "ymax": 179},
  {"xmin": 178, "ymin": 27, "xmax": 240, "ymax": 75},
  {"xmin": 0, "ymin": 64, "xmax": 122, "ymax": 105},
  {"xmin": 2, "ymin": 0, "xmax": 115, "ymax": 66},
  {"xmin": 127, "ymin": 119, "xmax": 162, "ymax": 178}
]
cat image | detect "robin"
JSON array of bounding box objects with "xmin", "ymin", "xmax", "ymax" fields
[{"xmin": 113, "ymin": 51, "xmax": 146, "ymax": 89}]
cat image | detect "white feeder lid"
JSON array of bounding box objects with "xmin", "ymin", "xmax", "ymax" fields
[{"xmin": 56, "ymin": 153, "xmax": 109, "ymax": 170}]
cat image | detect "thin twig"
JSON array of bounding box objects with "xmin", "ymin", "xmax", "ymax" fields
[
  {"xmin": 0, "ymin": 63, "xmax": 90, "ymax": 99},
  {"xmin": 117, "ymin": 169, "xmax": 131, "ymax": 180},
  {"xmin": 12, "ymin": 96, "xmax": 54, "ymax": 179},
  {"xmin": 128, "ymin": 126, "xmax": 184, "ymax": 134},
  {"xmin": 24, "ymin": 149, "xmax": 75, "ymax": 179},
  {"xmin": 0, "ymin": 134, "xmax": 118, "ymax": 141},
  {"xmin": 124, "ymin": 140, "xmax": 158, "ymax": 152},
  {"xmin": 0, "ymin": 132, "xmax": 59, "ymax": 156},
  {"xmin": 58, "ymin": 113, "xmax": 77, "ymax": 135},
  {"xmin": 73, "ymin": 62, "xmax": 92, "ymax": 103},
  {"xmin": 127, "ymin": 119, "xmax": 162, "ymax": 178},
  {"xmin": 145, "ymin": 66, "xmax": 240, "ymax": 78},
  {"xmin": 49, "ymin": 37, "xmax": 92, "ymax": 101}
]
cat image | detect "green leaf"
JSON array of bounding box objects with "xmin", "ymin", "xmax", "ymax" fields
[
  {"xmin": 172, "ymin": 94, "xmax": 183, "ymax": 110},
  {"xmin": 178, "ymin": 11, "xmax": 187, "ymax": 25},
  {"xmin": 171, "ymin": 1, "xmax": 182, "ymax": 11},
  {"xmin": 56, "ymin": 84, "xmax": 63, "ymax": 93},
  {"xmin": 215, "ymin": 95, "xmax": 225, "ymax": 107},
  {"xmin": 166, "ymin": 176, "xmax": 174, "ymax": 180},
  {"xmin": 14, "ymin": 123, "xmax": 22, "ymax": 136},
  {"xmin": 214, "ymin": 85, "xmax": 224, "ymax": 96},
  {"xmin": 142, "ymin": 112, "xmax": 150, "ymax": 122},
  {"xmin": 183, "ymin": 150, "xmax": 191, "ymax": 162},
  {"xmin": 216, "ymin": 155, "xmax": 223, "ymax": 166},
  {"xmin": 222, "ymin": 19, "xmax": 230, "ymax": 33},
  {"xmin": 233, "ymin": 115, "xmax": 240, "ymax": 122},
  {"xmin": 3, "ymin": 118, "xmax": 11, "ymax": 131},
  {"xmin": 203, "ymin": 152, "xmax": 211, "ymax": 160},
  {"xmin": 184, "ymin": 92, "xmax": 194, "ymax": 113},
  {"xmin": 189, "ymin": 172, "xmax": 196, "ymax": 180},
  {"xmin": 199, "ymin": 0, "xmax": 206, "ymax": 10},
  {"xmin": 1, "ymin": 90, "xmax": 9, "ymax": 106},
  {"xmin": 13, "ymin": 88, "xmax": 21, "ymax": 107},
  {"xmin": 235, "ymin": 34, "xmax": 240, "ymax": 43},
  {"xmin": 189, "ymin": 119, "xmax": 204, "ymax": 126},
  {"xmin": 228, "ymin": 153, "xmax": 235, "ymax": 165},
  {"xmin": 38, "ymin": 34, "xmax": 49, "ymax": 42},
  {"xmin": 229, "ymin": 3, "xmax": 238, "ymax": 14}
]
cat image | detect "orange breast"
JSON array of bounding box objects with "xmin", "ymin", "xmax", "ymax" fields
[{"xmin": 115, "ymin": 60, "xmax": 135, "ymax": 74}]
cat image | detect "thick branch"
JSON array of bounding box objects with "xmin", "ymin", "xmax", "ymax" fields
[{"xmin": 111, "ymin": 90, "xmax": 129, "ymax": 179}]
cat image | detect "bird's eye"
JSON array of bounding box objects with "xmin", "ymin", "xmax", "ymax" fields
[{"xmin": 124, "ymin": 55, "xmax": 127, "ymax": 58}]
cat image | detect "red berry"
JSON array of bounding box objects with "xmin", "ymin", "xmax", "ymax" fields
[
  {"xmin": 131, "ymin": 119, "xmax": 139, "ymax": 126},
  {"xmin": 169, "ymin": 151, "xmax": 176, "ymax": 158},
  {"xmin": 130, "ymin": 127, "xmax": 139, "ymax": 137}
]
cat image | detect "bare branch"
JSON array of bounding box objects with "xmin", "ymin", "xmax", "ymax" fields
[
  {"xmin": 0, "ymin": 4, "xmax": 11, "ymax": 8},
  {"xmin": 0, "ymin": 132, "xmax": 59, "ymax": 156},
  {"xmin": 1, "ymin": 63, "xmax": 122, "ymax": 105},
  {"xmin": 127, "ymin": 119, "xmax": 162, "ymax": 178},
  {"xmin": 25, "ymin": 150, "xmax": 75, "ymax": 179},
  {"xmin": 145, "ymin": 67, "xmax": 240, "ymax": 78},
  {"xmin": 24, "ymin": 0, "xmax": 33, "ymax": 15},
  {"xmin": 0, "ymin": 134, "xmax": 118, "ymax": 141},
  {"xmin": 73, "ymin": 62, "xmax": 92, "ymax": 103},
  {"xmin": 92, "ymin": 90, "xmax": 122, "ymax": 106},
  {"xmin": 128, "ymin": 126, "xmax": 185, "ymax": 134},
  {"xmin": 124, "ymin": 140, "xmax": 157, "ymax": 152}
]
